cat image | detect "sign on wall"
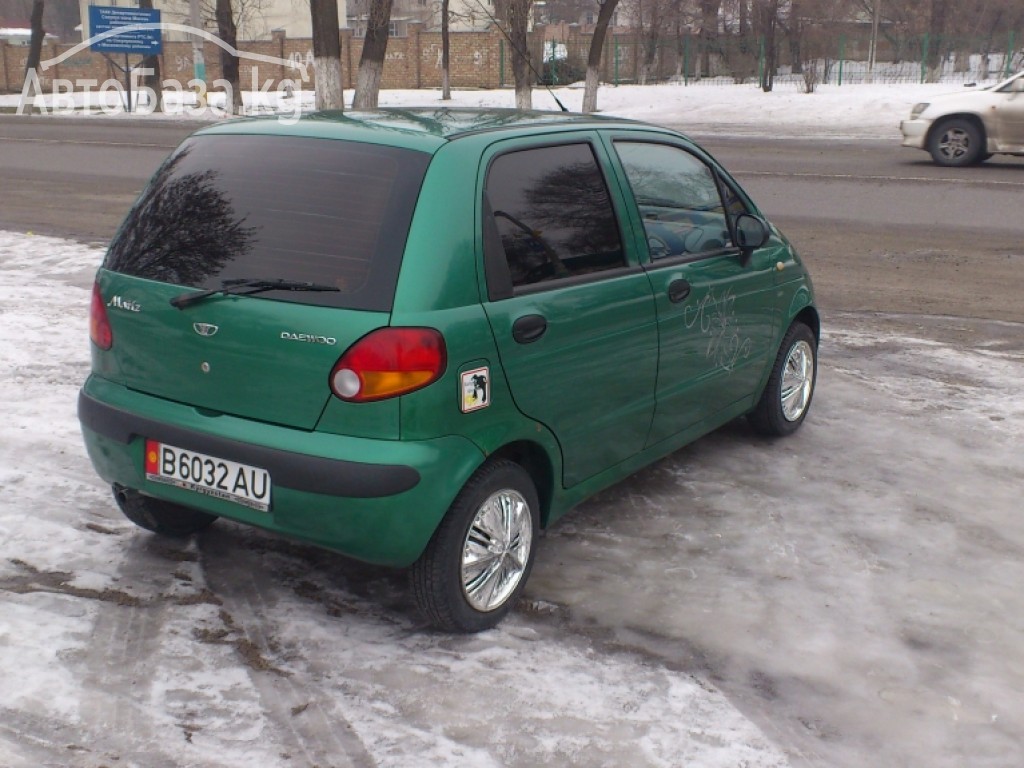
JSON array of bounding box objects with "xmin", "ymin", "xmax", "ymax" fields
[{"xmin": 87, "ymin": 6, "xmax": 162, "ymax": 55}]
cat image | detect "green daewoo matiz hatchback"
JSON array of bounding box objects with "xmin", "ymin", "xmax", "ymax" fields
[{"xmin": 80, "ymin": 109, "xmax": 819, "ymax": 632}]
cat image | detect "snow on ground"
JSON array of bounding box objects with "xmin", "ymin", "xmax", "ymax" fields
[
  {"xmin": 0, "ymin": 231, "xmax": 791, "ymax": 767},
  {"xmin": 0, "ymin": 78, "xmax": 1006, "ymax": 139},
  {"xmin": 3, "ymin": 230, "xmax": 1023, "ymax": 767}
]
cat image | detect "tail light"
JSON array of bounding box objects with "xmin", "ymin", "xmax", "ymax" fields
[
  {"xmin": 89, "ymin": 282, "xmax": 113, "ymax": 350},
  {"xmin": 330, "ymin": 328, "xmax": 446, "ymax": 402}
]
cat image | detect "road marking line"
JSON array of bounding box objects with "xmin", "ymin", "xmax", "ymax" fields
[
  {"xmin": 736, "ymin": 170, "xmax": 1024, "ymax": 188},
  {"xmin": 0, "ymin": 137, "xmax": 177, "ymax": 149}
]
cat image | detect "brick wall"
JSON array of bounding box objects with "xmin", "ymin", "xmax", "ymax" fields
[{"xmin": 0, "ymin": 29, "xmax": 626, "ymax": 96}]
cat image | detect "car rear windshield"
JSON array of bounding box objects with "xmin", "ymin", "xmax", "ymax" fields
[{"xmin": 104, "ymin": 134, "xmax": 431, "ymax": 311}]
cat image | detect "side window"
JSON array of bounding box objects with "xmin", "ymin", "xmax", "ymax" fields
[
  {"xmin": 485, "ymin": 143, "xmax": 626, "ymax": 289},
  {"xmin": 614, "ymin": 142, "xmax": 733, "ymax": 260},
  {"xmin": 719, "ymin": 177, "xmax": 749, "ymax": 218}
]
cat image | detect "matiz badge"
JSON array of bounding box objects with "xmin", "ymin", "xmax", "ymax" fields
[{"xmin": 460, "ymin": 367, "xmax": 490, "ymax": 413}]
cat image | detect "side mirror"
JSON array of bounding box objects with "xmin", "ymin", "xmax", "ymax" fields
[{"xmin": 735, "ymin": 213, "xmax": 770, "ymax": 264}]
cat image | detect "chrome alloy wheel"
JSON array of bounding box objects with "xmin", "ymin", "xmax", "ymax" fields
[
  {"xmin": 938, "ymin": 127, "xmax": 971, "ymax": 161},
  {"xmin": 780, "ymin": 340, "xmax": 815, "ymax": 422},
  {"xmin": 461, "ymin": 489, "xmax": 533, "ymax": 612}
]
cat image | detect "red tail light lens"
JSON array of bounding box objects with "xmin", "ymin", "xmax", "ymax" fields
[
  {"xmin": 330, "ymin": 328, "xmax": 447, "ymax": 402},
  {"xmin": 89, "ymin": 282, "xmax": 113, "ymax": 350}
]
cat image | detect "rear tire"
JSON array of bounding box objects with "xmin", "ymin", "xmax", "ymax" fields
[
  {"xmin": 113, "ymin": 485, "xmax": 218, "ymax": 536},
  {"xmin": 411, "ymin": 460, "xmax": 539, "ymax": 633},
  {"xmin": 928, "ymin": 118, "xmax": 983, "ymax": 167},
  {"xmin": 749, "ymin": 322, "xmax": 817, "ymax": 437}
]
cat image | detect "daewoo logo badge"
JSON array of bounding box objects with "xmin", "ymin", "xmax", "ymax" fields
[{"xmin": 193, "ymin": 323, "xmax": 219, "ymax": 337}]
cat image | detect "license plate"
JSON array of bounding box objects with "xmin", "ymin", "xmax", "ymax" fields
[{"xmin": 145, "ymin": 440, "xmax": 271, "ymax": 512}]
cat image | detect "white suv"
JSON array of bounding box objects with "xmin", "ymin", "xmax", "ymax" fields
[{"xmin": 900, "ymin": 71, "xmax": 1024, "ymax": 166}]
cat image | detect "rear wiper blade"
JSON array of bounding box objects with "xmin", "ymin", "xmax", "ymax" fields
[{"xmin": 171, "ymin": 278, "xmax": 340, "ymax": 309}]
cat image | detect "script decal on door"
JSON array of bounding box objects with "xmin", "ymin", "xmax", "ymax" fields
[{"xmin": 684, "ymin": 287, "xmax": 753, "ymax": 372}]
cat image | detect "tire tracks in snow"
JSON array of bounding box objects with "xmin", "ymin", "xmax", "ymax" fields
[
  {"xmin": 198, "ymin": 529, "xmax": 377, "ymax": 768},
  {"xmin": 74, "ymin": 535, "xmax": 195, "ymax": 768}
]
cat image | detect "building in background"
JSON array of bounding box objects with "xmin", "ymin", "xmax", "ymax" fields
[{"xmin": 77, "ymin": 0, "xmax": 329, "ymax": 42}]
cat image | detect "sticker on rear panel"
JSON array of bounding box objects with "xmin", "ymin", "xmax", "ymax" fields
[{"xmin": 461, "ymin": 367, "xmax": 490, "ymax": 413}]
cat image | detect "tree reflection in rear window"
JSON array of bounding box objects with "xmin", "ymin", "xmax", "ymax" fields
[{"xmin": 105, "ymin": 134, "xmax": 431, "ymax": 311}]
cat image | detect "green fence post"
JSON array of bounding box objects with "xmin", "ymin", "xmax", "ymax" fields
[
  {"xmin": 549, "ymin": 39, "xmax": 557, "ymax": 84},
  {"xmin": 921, "ymin": 33, "xmax": 929, "ymax": 83},
  {"xmin": 499, "ymin": 39, "xmax": 505, "ymax": 87},
  {"xmin": 838, "ymin": 35, "xmax": 845, "ymax": 85}
]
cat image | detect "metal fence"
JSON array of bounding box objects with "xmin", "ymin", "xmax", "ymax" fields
[{"xmin": 531, "ymin": 29, "xmax": 1024, "ymax": 88}]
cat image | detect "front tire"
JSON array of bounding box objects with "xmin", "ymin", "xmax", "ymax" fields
[
  {"xmin": 928, "ymin": 118, "xmax": 983, "ymax": 167},
  {"xmin": 749, "ymin": 322, "xmax": 817, "ymax": 437},
  {"xmin": 113, "ymin": 485, "xmax": 218, "ymax": 536},
  {"xmin": 411, "ymin": 460, "xmax": 539, "ymax": 633}
]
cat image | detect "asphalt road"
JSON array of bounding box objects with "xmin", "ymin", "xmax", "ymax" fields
[
  {"xmin": 2, "ymin": 115, "xmax": 1023, "ymax": 320},
  {"xmin": 3, "ymin": 115, "xmax": 1024, "ymax": 243}
]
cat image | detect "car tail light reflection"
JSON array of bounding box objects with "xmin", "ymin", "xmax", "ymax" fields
[
  {"xmin": 330, "ymin": 328, "xmax": 446, "ymax": 402},
  {"xmin": 90, "ymin": 282, "xmax": 113, "ymax": 350}
]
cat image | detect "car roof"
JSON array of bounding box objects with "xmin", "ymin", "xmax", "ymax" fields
[{"xmin": 193, "ymin": 107, "xmax": 660, "ymax": 153}]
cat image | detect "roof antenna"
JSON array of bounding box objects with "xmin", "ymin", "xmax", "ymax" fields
[{"xmin": 470, "ymin": 0, "xmax": 569, "ymax": 112}]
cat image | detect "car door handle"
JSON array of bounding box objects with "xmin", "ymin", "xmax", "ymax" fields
[
  {"xmin": 667, "ymin": 279, "xmax": 691, "ymax": 303},
  {"xmin": 512, "ymin": 314, "xmax": 548, "ymax": 344}
]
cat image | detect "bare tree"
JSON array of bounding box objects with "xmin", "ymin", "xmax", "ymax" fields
[
  {"xmin": 215, "ymin": 0, "xmax": 244, "ymax": 113},
  {"xmin": 136, "ymin": 0, "xmax": 164, "ymax": 112},
  {"xmin": 496, "ymin": 0, "xmax": 534, "ymax": 109},
  {"xmin": 197, "ymin": 0, "xmax": 272, "ymax": 37},
  {"xmin": 582, "ymin": 0, "xmax": 620, "ymax": 112},
  {"xmin": 699, "ymin": 0, "xmax": 722, "ymax": 77},
  {"xmin": 24, "ymin": 0, "xmax": 45, "ymax": 81},
  {"xmin": 754, "ymin": 0, "xmax": 779, "ymax": 90},
  {"xmin": 352, "ymin": 0, "xmax": 394, "ymax": 109},
  {"xmin": 925, "ymin": 0, "xmax": 949, "ymax": 81},
  {"xmin": 311, "ymin": 0, "xmax": 344, "ymax": 110}
]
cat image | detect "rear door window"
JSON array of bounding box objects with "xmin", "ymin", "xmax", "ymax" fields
[
  {"xmin": 484, "ymin": 142, "xmax": 626, "ymax": 290},
  {"xmin": 104, "ymin": 134, "xmax": 431, "ymax": 311}
]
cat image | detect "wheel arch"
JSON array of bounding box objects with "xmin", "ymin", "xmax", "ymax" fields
[
  {"xmin": 793, "ymin": 305, "xmax": 820, "ymax": 344},
  {"xmin": 926, "ymin": 113, "xmax": 988, "ymax": 151},
  {"xmin": 488, "ymin": 440, "xmax": 557, "ymax": 528}
]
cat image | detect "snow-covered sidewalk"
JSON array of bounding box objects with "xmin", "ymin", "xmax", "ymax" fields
[{"xmin": 1, "ymin": 80, "xmax": 1000, "ymax": 139}]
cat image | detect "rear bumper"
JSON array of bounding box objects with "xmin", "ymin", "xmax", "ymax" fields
[
  {"xmin": 78, "ymin": 376, "xmax": 485, "ymax": 567},
  {"xmin": 79, "ymin": 390, "xmax": 420, "ymax": 498}
]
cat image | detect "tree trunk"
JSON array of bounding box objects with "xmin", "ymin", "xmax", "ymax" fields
[
  {"xmin": 758, "ymin": 0, "xmax": 778, "ymax": 92},
  {"xmin": 138, "ymin": 0, "xmax": 162, "ymax": 111},
  {"xmin": 353, "ymin": 0, "xmax": 394, "ymax": 109},
  {"xmin": 441, "ymin": 0, "xmax": 451, "ymax": 100},
  {"xmin": 700, "ymin": 0, "xmax": 720, "ymax": 79},
  {"xmin": 582, "ymin": 0, "xmax": 618, "ymax": 113},
  {"xmin": 926, "ymin": 0, "xmax": 949, "ymax": 83},
  {"xmin": 311, "ymin": 0, "xmax": 344, "ymax": 110},
  {"xmin": 25, "ymin": 0, "xmax": 44, "ymax": 79},
  {"xmin": 787, "ymin": 0, "xmax": 802, "ymax": 75},
  {"xmin": 503, "ymin": 0, "xmax": 532, "ymax": 109},
  {"xmin": 215, "ymin": 0, "xmax": 243, "ymax": 114},
  {"xmin": 640, "ymin": 21, "xmax": 659, "ymax": 85}
]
